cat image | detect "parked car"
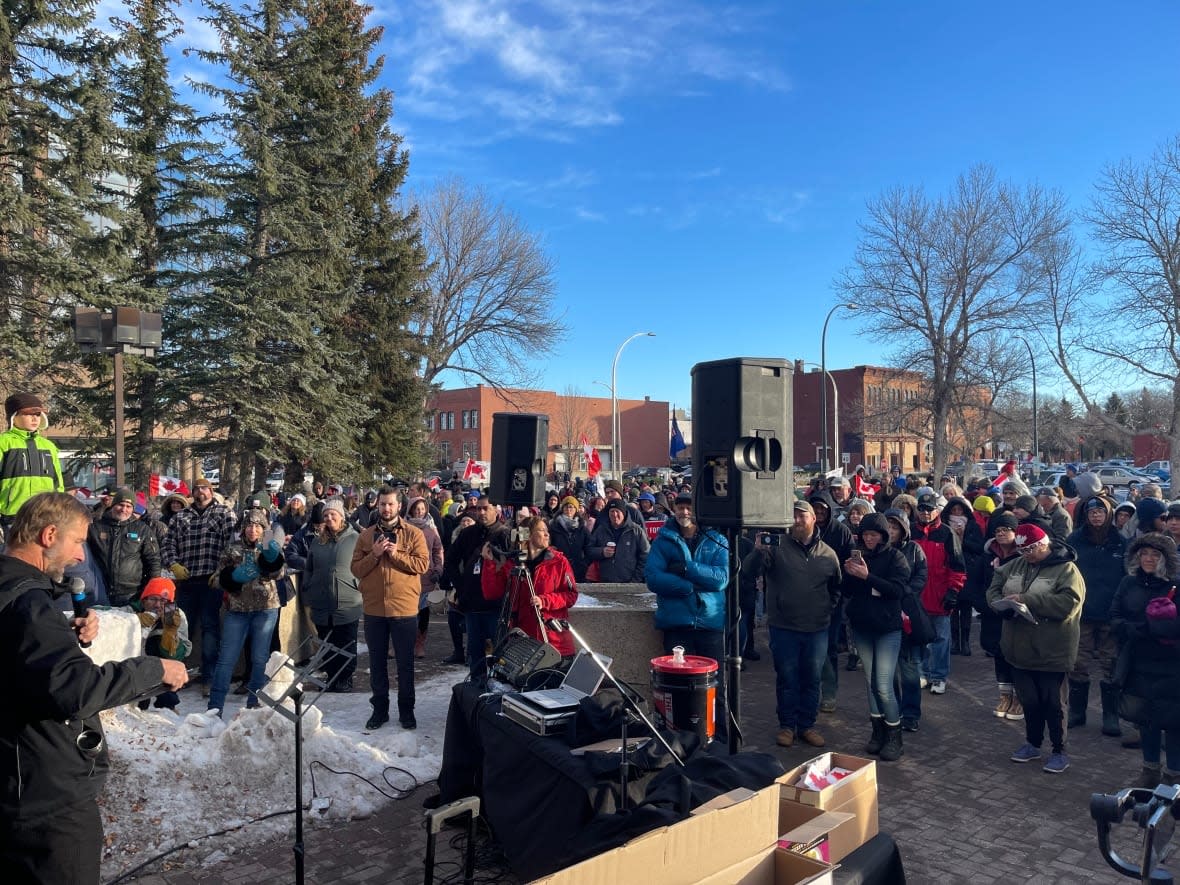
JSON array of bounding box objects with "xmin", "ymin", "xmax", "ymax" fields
[
  {"xmin": 1093, "ymin": 466, "xmax": 1148, "ymax": 488},
  {"xmin": 1142, "ymin": 460, "xmax": 1172, "ymax": 473}
]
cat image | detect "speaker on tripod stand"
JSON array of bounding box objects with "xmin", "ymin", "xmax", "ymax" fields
[{"xmin": 489, "ymin": 412, "xmax": 550, "ymax": 508}]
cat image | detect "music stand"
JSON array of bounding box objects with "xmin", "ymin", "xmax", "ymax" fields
[{"xmin": 256, "ymin": 636, "xmax": 356, "ymax": 885}]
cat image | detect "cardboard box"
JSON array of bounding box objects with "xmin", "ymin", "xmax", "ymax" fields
[
  {"xmin": 531, "ymin": 784, "xmax": 780, "ymax": 885},
  {"xmin": 777, "ymin": 802, "xmax": 859, "ymax": 863},
  {"xmin": 697, "ymin": 846, "xmax": 836, "ymax": 885},
  {"xmin": 779, "ymin": 752, "xmax": 879, "ymax": 852}
]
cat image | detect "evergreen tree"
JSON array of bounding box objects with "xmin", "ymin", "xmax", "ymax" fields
[
  {"xmin": 71, "ymin": 0, "xmax": 223, "ymax": 488},
  {"xmin": 162, "ymin": 0, "xmax": 424, "ymax": 497},
  {"xmin": 0, "ymin": 0, "xmax": 123, "ymax": 395}
]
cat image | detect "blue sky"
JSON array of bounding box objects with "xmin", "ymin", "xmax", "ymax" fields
[{"xmin": 166, "ymin": 0, "xmax": 1180, "ymax": 412}]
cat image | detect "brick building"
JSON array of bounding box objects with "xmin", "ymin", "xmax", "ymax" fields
[
  {"xmin": 792, "ymin": 362, "xmax": 992, "ymax": 473},
  {"xmin": 428, "ymin": 385, "xmax": 671, "ymax": 477}
]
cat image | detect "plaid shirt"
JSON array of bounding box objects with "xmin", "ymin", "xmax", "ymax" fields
[{"xmin": 161, "ymin": 503, "xmax": 237, "ymax": 577}]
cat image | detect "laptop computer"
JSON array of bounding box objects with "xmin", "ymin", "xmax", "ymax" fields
[{"xmin": 520, "ymin": 651, "xmax": 613, "ymax": 711}]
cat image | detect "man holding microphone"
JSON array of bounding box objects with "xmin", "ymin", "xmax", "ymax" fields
[{"xmin": 0, "ymin": 492, "xmax": 189, "ymax": 883}]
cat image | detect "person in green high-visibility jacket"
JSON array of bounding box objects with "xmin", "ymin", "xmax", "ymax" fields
[{"xmin": 0, "ymin": 393, "xmax": 65, "ymax": 535}]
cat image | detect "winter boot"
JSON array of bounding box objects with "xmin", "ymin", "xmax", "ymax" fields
[
  {"xmin": 879, "ymin": 723, "xmax": 904, "ymax": 762},
  {"xmin": 415, "ymin": 631, "xmax": 427, "ymax": 659},
  {"xmin": 1137, "ymin": 763, "xmax": 1162, "ymax": 789},
  {"xmin": 1099, "ymin": 681, "xmax": 1123, "ymax": 737},
  {"xmin": 1067, "ymin": 680, "xmax": 1090, "ymax": 728},
  {"xmin": 1123, "ymin": 726, "xmax": 1143, "ymax": 749},
  {"xmin": 994, "ymin": 684, "xmax": 1014, "ymax": 718},
  {"xmin": 1005, "ymin": 697, "xmax": 1025, "ymax": 721},
  {"xmin": 365, "ymin": 696, "xmax": 390, "ymax": 730},
  {"xmin": 864, "ymin": 717, "xmax": 886, "ymax": 755}
]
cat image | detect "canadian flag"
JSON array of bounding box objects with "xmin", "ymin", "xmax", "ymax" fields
[
  {"xmin": 581, "ymin": 435, "xmax": 602, "ymax": 478},
  {"xmin": 463, "ymin": 458, "xmax": 486, "ymax": 480},
  {"xmin": 149, "ymin": 474, "xmax": 191, "ymax": 497},
  {"xmin": 427, "ymin": 476, "xmax": 439, "ymax": 489}
]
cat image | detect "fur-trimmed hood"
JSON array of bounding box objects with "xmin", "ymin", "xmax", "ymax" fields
[{"xmin": 1127, "ymin": 532, "xmax": 1180, "ymax": 578}]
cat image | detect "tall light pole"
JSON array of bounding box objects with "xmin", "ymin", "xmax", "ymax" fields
[
  {"xmin": 1017, "ymin": 337, "xmax": 1038, "ymax": 466},
  {"xmin": 611, "ymin": 331, "xmax": 655, "ymax": 478},
  {"xmin": 802, "ymin": 362, "xmax": 839, "ymax": 473},
  {"xmin": 820, "ymin": 303, "xmax": 856, "ymax": 472}
]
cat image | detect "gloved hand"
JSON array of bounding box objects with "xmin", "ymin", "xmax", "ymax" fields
[
  {"xmin": 138, "ymin": 611, "xmax": 159, "ymax": 629},
  {"xmin": 170, "ymin": 563, "xmax": 190, "ymax": 581},
  {"xmin": 667, "ymin": 560, "xmax": 687, "ymax": 577},
  {"xmin": 220, "ymin": 565, "xmax": 245, "ymax": 594},
  {"xmin": 258, "ymin": 539, "xmax": 285, "ymax": 575},
  {"xmin": 159, "ymin": 610, "xmax": 182, "ymax": 657},
  {"xmin": 942, "ymin": 590, "xmax": 959, "ymax": 612},
  {"xmin": 232, "ymin": 553, "xmax": 260, "ymax": 585}
]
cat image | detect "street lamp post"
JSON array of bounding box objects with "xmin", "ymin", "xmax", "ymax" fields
[
  {"xmin": 1017, "ymin": 337, "xmax": 1038, "ymax": 466},
  {"xmin": 820, "ymin": 303, "xmax": 856, "ymax": 473},
  {"xmin": 73, "ymin": 307, "xmax": 162, "ymax": 487},
  {"xmin": 611, "ymin": 332, "xmax": 655, "ymax": 478},
  {"xmin": 802, "ymin": 362, "xmax": 839, "ymax": 474}
]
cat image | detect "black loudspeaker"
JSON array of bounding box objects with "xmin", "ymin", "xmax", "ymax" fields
[
  {"xmin": 489, "ymin": 412, "xmax": 549, "ymax": 508},
  {"xmin": 690, "ymin": 358, "xmax": 792, "ymax": 529}
]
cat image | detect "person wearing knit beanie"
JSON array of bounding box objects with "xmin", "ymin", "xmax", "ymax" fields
[{"xmin": 0, "ymin": 392, "xmax": 64, "ymax": 526}]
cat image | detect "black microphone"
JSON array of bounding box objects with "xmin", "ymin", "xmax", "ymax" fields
[{"xmin": 69, "ymin": 577, "xmax": 92, "ymax": 648}]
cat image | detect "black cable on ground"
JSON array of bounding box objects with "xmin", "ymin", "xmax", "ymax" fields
[{"xmin": 103, "ymin": 807, "xmax": 296, "ymax": 885}]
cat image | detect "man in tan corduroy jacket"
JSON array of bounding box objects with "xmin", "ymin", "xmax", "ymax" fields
[{"xmin": 351, "ymin": 486, "xmax": 429, "ymax": 730}]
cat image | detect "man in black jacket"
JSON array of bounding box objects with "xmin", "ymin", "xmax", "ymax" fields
[
  {"xmin": 86, "ymin": 486, "xmax": 161, "ymax": 607},
  {"xmin": 441, "ymin": 495, "xmax": 509, "ymax": 677},
  {"xmin": 0, "ymin": 493, "xmax": 188, "ymax": 884}
]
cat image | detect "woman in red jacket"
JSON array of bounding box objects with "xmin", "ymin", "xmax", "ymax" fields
[{"xmin": 481, "ymin": 515, "xmax": 579, "ymax": 656}]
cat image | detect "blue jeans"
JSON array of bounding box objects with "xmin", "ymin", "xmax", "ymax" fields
[
  {"xmin": 768, "ymin": 626, "xmax": 828, "ymax": 731},
  {"xmin": 176, "ymin": 575, "xmax": 223, "ymax": 680},
  {"xmin": 208, "ymin": 608, "xmax": 279, "ymax": 711},
  {"xmin": 897, "ymin": 642, "xmax": 924, "ymax": 720},
  {"xmin": 365, "ymin": 615, "xmax": 417, "ymax": 717},
  {"xmin": 923, "ymin": 614, "xmax": 951, "ymax": 682},
  {"xmin": 466, "ymin": 611, "xmax": 500, "ymax": 678},
  {"xmin": 1141, "ymin": 727, "xmax": 1180, "ymax": 770},
  {"xmin": 851, "ymin": 628, "xmax": 902, "ymax": 723}
]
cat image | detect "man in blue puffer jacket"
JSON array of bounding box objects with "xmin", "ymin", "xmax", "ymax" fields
[{"xmin": 646, "ymin": 491, "xmax": 729, "ymax": 736}]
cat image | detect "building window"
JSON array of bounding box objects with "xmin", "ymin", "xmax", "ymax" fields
[
  {"xmin": 439, "ymin": 441, "xmax": 451, "ymax": 463},
  {"xmin": 462, "ymin": 410, "xmax": 470, "ymax": 429},
  {"xmin": 462, "ymin": 441, "xmax": 477, "ymax": 459},
  {"xmin": 470, "ymin": 409, "xmax": 478, "ymax": 429},
  {"xmin": 427, "ymin": 412, "xmax": 435, "ymax": 431}
]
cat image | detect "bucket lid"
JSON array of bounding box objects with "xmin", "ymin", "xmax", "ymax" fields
[{"xmin": 651, "ymin": 654, "xmax": 718, "ymax": 675}]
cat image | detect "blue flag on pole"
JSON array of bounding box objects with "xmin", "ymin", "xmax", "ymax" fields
[{"xmin": 669, "ymin": 415, "xmax": 687, "ymax": 459}]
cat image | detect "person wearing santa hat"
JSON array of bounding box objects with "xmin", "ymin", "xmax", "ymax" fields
[
  {"xmin": 986, "ymin": 522, "xmax": 1085, "ymax": 774},
  {"xmin": 0, "ymin": 392, "xmax": 64, "ymax": 535}
]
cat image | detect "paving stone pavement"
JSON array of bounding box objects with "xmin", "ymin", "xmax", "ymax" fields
[{"xmin": 118, "ymin": 618, "xmax": 1158, "ymax": 884}]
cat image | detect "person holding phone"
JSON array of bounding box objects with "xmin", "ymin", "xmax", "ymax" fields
[{"xmin": 843, "ymin": 513, "xmax": 911, "ymax": 760}]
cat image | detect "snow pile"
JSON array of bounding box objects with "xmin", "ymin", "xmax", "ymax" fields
[
  {"xmin": 82, "ymin": 607, "xmax": 142, "ymax": 664},
  {"xmin": 97, "ymin": 653, "xmax": 458, "ymax": 880}
]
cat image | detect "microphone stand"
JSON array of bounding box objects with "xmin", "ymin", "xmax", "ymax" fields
[{"xmin": 551, "ymin": 619, "xmax": 685, "ymax": 769}]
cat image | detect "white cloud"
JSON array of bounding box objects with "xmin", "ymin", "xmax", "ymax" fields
[
  {"xmin": 389, "ymin": 0, "xmax": 787, "ymax": 137},
  {"xmin": 574, "ymin": 206, "xmax": 606, "ymax": 222}
]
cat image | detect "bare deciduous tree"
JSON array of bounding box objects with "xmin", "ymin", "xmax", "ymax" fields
[
  {"xmin": 840, "ymin": 165, "xmax": 1068, "ymax": 479},
  {"xmin": 550, "ymin": 385, "xmax": 595, "ymax": 478},
  {"xmin": 1035, "ymin": 137, "xmax": 1180, "ymax": 477},
  {"xmin": 409, "ymin": 177, "xmax": 563, "ymax": 393}
]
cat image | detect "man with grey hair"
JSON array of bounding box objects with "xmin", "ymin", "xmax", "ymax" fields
[{"xmin": 0, "ymin": 493, "xmax": 188, "ymax": 882}]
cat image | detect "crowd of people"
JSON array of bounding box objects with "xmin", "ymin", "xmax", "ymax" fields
[{"xmin": 8, "ymin": 384, "xmax": 1180, "ymax": 880}]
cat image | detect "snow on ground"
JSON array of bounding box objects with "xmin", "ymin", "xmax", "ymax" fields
[{"xmin": 96, "ymin": 650, "xmax": 457, "ymax": 881}]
